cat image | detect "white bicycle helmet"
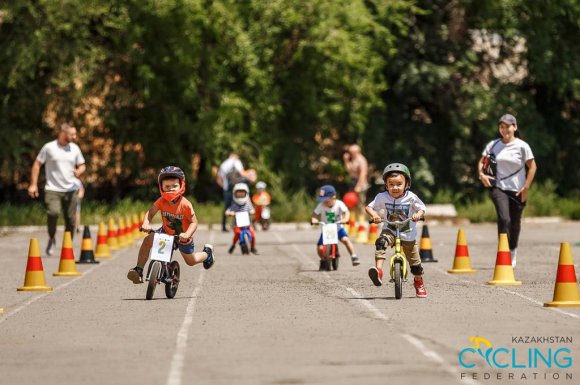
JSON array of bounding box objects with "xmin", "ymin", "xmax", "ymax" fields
[
  {"xmin": 256, "ymin": 181, "xmax": 267, "ymax": 190},
  {"xmin": 232, "ymin": 183, "xmax": 250, "ymax": 205}
]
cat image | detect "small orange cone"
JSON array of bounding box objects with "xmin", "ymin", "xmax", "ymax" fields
[
  {"xmin": 117, "ymin": 217, "xmax": 127, "ymax": 248},
  {"xmin": 544, "ymin": 243, "xmax": 580, "ymax": 307},
  {"xmin": 355, "ymin": 222, "xmax": 369, "ymax": 243},
  {"xmin": 0, "ymin": 308, "xmax": 3, "ymax": 314},
  {"xmin": 419, "ymin": 225, "xmax": 438, "ymax": 263},
  {"xmin": 366, "ymin": 223, "xmax": 379, "ymax": 245},
  {"xmin": 107, "ymin": 218, "xmax": 119, "ymax": 250},
  {"xmin": 124, "ymin": 215, "xmax": 134, "ymax": 244},
  {"xmin": 448, "ymin": 229, "xmax": 477, "ymax": 273},
  {"xmin": 132, "ymin": 213, "xmax": 140, "ymax": 239},
  {"xmin": 17, "ymin": 238, "xmax": 53, "ymax": 291},
  {"xmin": 94, "ymin": 222, "xmax": 111, "ymax": 258},
  {"xmin": 487, "ymin": 233, "xmax": 521, "ymax": 286},
  {"xmin": 77, "ymin": 226, "xmax": 99, "ymax": 264},
  {"xmin": 139, "ymin": 211, "xmax": 147, "ymax": 237},
  {"xmin": 348, "ymin": 211, "xmax": 358, "ymax": 237},
  {"xmin": 53, "ymin": 231, "xmax": 82, "ymax": 277}
]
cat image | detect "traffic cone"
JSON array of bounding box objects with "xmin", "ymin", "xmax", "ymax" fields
[
  {"xmin": 355, "ymin": 222, "xmax": 369, "ymax": 244},
  {"xmin": 117, "ymin": 217, "xmax": 127, "ymax": 248},
  {"xmin": 448, "ymin": 229, "xmax": 477, "ymax": 273},
  {"xmin": 487, "ymin": 233, "xmax": 521, "ymax": 286},
  {"xmin": 94, "ymin": 222, "xmax": 111, "ymax": 258},
  {"xmin": 132, "ymin": 213, "xmax": 140, "ymax": 239},
  {"xmin": 366, "ymin": 223, "xmax": 379, "ymax": 245},
  {"xmin": 17, "ymin": 238, "xmax": 53, "ymax": 291},
  {"xmin": 124, "ymin": 215, "xmax": 134, "ymax": 244},
  {"xmin": 77, "ymin": 226, "xmax": 100, "ymax": 264},
  {"xmin": 348, "ymin": 211, "xmax": 357, "ymax": 237},
  {"xmin": 53, "ymin": 231, "xmax": 82, "ymax": 276},
  {"xmin": 0, "ymin": 308, "xmax": 3, "ymax": 314},
  {"xmin": 419, "ymin": 225, "xmax": 438, "ymax": 262},
  {"xmin": 139, "ymin": 211, "xmax": 147, "ymax": 237},
  {"xmin": 107, "ymin": 218, "xmax": 119, "ymax": 251},
  {"xmin": 544, "ymin": 243, "xmax": 580, "ymax": 307}
]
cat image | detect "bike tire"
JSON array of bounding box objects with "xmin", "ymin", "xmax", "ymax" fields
[
  {"xmin": 241, "ymin": 233, "xmax": 250, "ymax": 255},
  {"xmin": 262, "ymin": 219, "xmax": 270, "ymax": 231},
  {"xmin": 394, "ymin": 260, "xmax": 403, "ymax": 300},
  {"xmin": 165, "ymin": 261, "xmax": 180, "ymax": 299},
  {"xmin": 324, "ymin": 245, "xmax": 333, "ymax": 271},
  {"xmin": 332, "ymin": 255, "xmax": 339, "ymax": 271},
  {"xmin": 146, "ymin": 261, "xmax": 161, "ymax": 300}
]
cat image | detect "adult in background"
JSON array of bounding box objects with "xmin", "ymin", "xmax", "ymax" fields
[
  {"xmin": 216, "ymin": 152, "xmax": 256, "ymax": 232},
  {"xmin": 477, "ymin": 114, "xmax": 537, "ymax": 268},
  {"xmin": 28, "ymin": 123, "xmax": 86, "ymax": 256},
  {"xmin": 342, "ymin": 144, "xmax": 369, "ymax": 220}
]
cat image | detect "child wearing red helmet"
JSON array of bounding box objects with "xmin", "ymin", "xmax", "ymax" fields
[{"xmin": 127, "ymin": 166, "xmax": 215, "ymax": 284}]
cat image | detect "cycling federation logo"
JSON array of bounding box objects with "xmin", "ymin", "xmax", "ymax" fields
[{"xmin": 458, "ymin": 336, "xmax": 574, "ymax": 382}]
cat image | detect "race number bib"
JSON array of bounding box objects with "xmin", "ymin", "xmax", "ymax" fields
[
  {"xmin": 322, "ymin": 223, "xmax": 339, "ymax": 245},
  {"xmin": 235, "ymin": 211, "xmax": 251, "ymax": 227},
  {"xmin": 150, "ymin": 233, "xmax": 174, "ymax": 262},
  {"xmin": 261, "ymin": 207, "xmax": 270, "ymax": 219}
]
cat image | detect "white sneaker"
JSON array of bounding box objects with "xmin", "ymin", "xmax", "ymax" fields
[{"xmin": 510, "ymin": 248, "xmax": 517, "ymax": 268}]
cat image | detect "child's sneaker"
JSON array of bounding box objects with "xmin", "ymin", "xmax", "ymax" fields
[
  {"xmin": 127, "ymin": 267, "xmax": 143, "ymax": 284},
  {"xmin": 414, "ymin": 279, "xmax": 427, "ymax": 298},
  {"xmin": 46, "ymin": 237, "xmax": 56, "ymax": 256},
  {"xmin": 251, "ymin": 247, "xmax": 259, "ymax": 255},
  {"xmin": 368, "ymin": 267, "xmax": 383, "ymax": 286},
  {"xmin": 319, "ymin": 260, "xmax": 324, "ymax": 271},
  {"xmin": 203, "ymin": 244, "xmax": 215, "ymax": 269},
  {"xmin": 510, "ymin": 248, "xmax": 517, "ymax": 268},
  {"xmin": 228, "ymin": 244, "xmax": 235, "ymax": 254},
  {"xmin": 351, "ymin": 255, "xmax": 360, "ymax": 266}
]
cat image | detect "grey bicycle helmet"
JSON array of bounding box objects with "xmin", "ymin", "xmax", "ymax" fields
[{"xmin": 382, "ymin": 163, "xmax": 411, "ymax": 189}]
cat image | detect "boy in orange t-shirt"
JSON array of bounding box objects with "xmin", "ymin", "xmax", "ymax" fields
[{"xmin": 127, "ymin": 166, "xmax": 215, "ymax": 284}]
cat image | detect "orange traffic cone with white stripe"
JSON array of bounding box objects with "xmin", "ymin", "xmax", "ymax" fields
[
  {"xmin": 355, "ymin": 222, "xmax": 369, "ymax": 243},
  {"xmin": 448, "ymin": 229, "xmax": 477, "ymax": 273},
  {"xmin": 487, "ymin": 233, "xmax": 521, "ymax": 286},
  {"xmin": 366, "ymin": 223, "xmax": 379, "ymax": 245},
  {"xmin": 419, "ymin": 225, "xmax": 437, "ymax": 262},
  {"xmin": 17, "ymin": 238, "xmax": 53, "ymax": 291},
  {"xmin": 77, "ymin": 225, "xmax": 99, "ymax": 264},
  {"xmin": 544, "ymin": 242, "xmax": 580, "ymax": 307},
  {"xmin": 94, "ymin": 222, "xmax": 111, "ymax": 258},
  {"xmin": 53, "ymin": 231, "xmax": 82, "ymax": 276},
  {"xmin": 107, "ymin": 218, "xmax": 119, "ymax": 250}
]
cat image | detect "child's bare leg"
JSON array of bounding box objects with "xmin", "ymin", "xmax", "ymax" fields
[
  {"xmin": 340, "ymin": 237, "xmax": 355, "ymax": 255},
  {"xmin": 136, "ymin": 234, "xmax": 154, "ymax": 268},
  {"xmin": 317, "ymin": 245, "xmax": 324, "ymax": 258},
  {"xmin": 181, "ymin": 250, "xmax": 208, "ymax": 266}
]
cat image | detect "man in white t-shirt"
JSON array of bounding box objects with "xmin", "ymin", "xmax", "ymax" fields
[{"xmin": 28, "ymin": 123, "xmax": 86, "ymax": 256}]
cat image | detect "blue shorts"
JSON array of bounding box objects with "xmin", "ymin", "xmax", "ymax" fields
[
  {"xmin": 157, "ymin": 228, "xmax": 195, "ymax": 255},
  {"xmin": 317, "ymin": 227, "xmax": 348, "ymax": 246}
]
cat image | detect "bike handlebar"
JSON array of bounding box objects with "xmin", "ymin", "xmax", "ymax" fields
[
  {"xmin": 140, "ymin": 227, "xmax": 180, "ymax": 241},
  {"xmin": 368, "ymin": 217, "xmax": 425, "ymax": 226},
  {"xmin": 311, "ymin": 221, "xmax": 347, "ymax": 226}
]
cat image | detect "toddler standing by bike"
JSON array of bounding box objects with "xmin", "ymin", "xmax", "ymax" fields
[
  {"xmin": 365, "ymin": 163, "xmax": 427, "ymax": 298},
  {"xmin": 226, "ymin": 183, "xmax": 259, "ymax": 254},
  {"xmin": 127, "ymin": 166, "xmax": 215, "ymax": 284},
  {"xmin": 310, "ymin": 185, "xmax": 360, "ymax": 267}
]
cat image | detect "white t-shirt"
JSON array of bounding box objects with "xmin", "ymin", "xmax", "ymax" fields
[
  {"xmin": 218, "ymin": 158, "xmax": 244, "ymax": 191},
  {"xmin": 36, "ymin": 140, "xmax": 85, "ymax": 192},
  {"xmin": 313, "ymin": 200, "xmax": 349, "ymax": 227},
  {"xmin": 367, "ymin": 191, "xmax": 426, "ymax": 241},
  {"xmin": 482, "ymin": 138, "xmax": 534, "ymax": 192}
]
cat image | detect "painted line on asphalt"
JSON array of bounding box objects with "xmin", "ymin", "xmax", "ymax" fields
[
  {"xmin": 433, "ymin": 267, "xmax": 580, "ymax": 320},
  {"xmin": 166, "ymin": 231, "xmax": 214, "ymax": 385}
]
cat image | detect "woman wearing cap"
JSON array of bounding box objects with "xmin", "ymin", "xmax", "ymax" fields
[{"xmin": 477, "ymin": 114, "xmax": 537, "ymax": 268}]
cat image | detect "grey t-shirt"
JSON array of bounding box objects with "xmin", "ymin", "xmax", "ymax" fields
[
  {"xmin": 36, "ymin": 140, "xmax": 85, "ymax": 192},
  {"xmin": 482, "ymin": 138, "xmax": 534, "ymax": 192}
]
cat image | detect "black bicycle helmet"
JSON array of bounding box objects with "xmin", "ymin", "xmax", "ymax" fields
[
  {"xmin": 382, "ymin": 163, "xmax": 411, "ymax": 189},
  {"xmin": 158, "ymin": 166, "xmax": 186, "ymax": 202}
]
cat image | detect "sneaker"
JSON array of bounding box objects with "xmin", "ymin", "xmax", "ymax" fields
[
  {"xmin": 127, "ymin": 267, "xmax": 143, "ymax": 284},
  {"xmin": 319, "ymin": 260, "xmax": 324, "ymax": 271},
  {"xmin": 228, "ymin": 244, "xmax": 235, "ymax": 254},
  {"xmin": 351, "ymin": 255, "xmax": 360, "ymax": 266},
  {"xmin": 510, "ymin": 248, "xmax": 517, "ymax": 268},
  {"xmin": 414, "ymin": 279, "xmax": 427, "ymax": 298},
  {"xmin": 46, "ymin": 237, "xmax": 56, "ymax": 256},
  {"xmin": 368, "ymin": 267, "xmax": 383, "ymax": 286},
  {"xmin": 251, "ymin": 248, "xmax": 259, "ymax": 255},
  {"xmin": 203, "ymin": 244, "xmax": 215, "ymax": 269}
]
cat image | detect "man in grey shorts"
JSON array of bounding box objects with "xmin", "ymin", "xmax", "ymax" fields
[{"xmin": 28, "ymin": 123, "xmax": 86, "ymax": 256}]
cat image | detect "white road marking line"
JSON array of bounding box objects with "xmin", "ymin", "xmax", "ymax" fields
[
  {"xmin": 166, "ymin": 272, "xmax": 205, "ymax": 385},
  {"xmin": 288, "ymin": 242, "xmax": 474, "ymax": 383},
  {"xmin": 433, "ymin": 267, "xmax": 580, "ymax": 319},
  {"xmin": 166, "ymin": 231, "xmax": 214, "ymax": 385}
]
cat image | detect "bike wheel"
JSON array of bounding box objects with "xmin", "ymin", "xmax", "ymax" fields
[
  {"xmin": 165, "ymin": 261, "xmax": 180, "ymax": 299},
  {"xmin": 324, "ymin": 245, "xmax": 332, "ymax": 271},
  {"xmin": 262, "ymin": 219, "xmax": 270, "ymax": 231},
  {"xmin": 394, "ymin": 260, "xmax": 403, "ymax": 300},
  {"xmin": 241, "ymin": 233, "xmax": 250, "ymax": 255},
  {"xmin": 332, "ymin": 255, "xmax": 339, "ymax": 271},
  {"xmin": 146, "ymin": 261, "xmax": 161, "ymax": 300}
]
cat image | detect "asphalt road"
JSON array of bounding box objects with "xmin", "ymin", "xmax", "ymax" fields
[{"xmin": 1, "ymin": 221, "xmax": 579, "ymax": 385}]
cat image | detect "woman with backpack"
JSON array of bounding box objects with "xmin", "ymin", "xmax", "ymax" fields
[{"xmin": 477, "ymin": 114, "xmax": 537, "ymax": 268}]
